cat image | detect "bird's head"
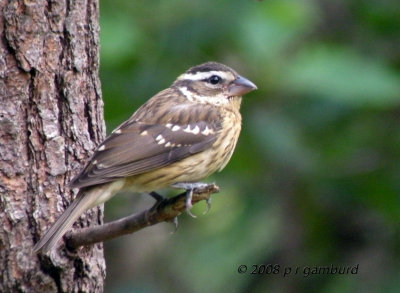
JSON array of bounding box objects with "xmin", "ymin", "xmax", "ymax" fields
[{"xmin": 173, "ymin": 62, "xmax": 257, "ymax": 106}]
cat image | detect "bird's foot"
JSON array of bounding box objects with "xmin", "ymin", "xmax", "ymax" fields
[
  {"xmin": 172, "ymin": 182, "xmax": 211, "ymax": 218},
  {"xmin": 171, "ymin": 216, "xmax": 179, "ymax": 232},
  {"xmin": 204, "ymin": 196, "xmax": 212, "ymax": 215}
]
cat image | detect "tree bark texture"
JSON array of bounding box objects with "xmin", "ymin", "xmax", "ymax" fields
[{"xmin": 0, "ymin": 0, "xmax": 106, "ymax": 292}]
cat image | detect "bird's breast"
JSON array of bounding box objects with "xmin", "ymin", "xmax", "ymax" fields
[{"xmin": 214, "ymin": 108, "xmax": 242, "ymax": 171}]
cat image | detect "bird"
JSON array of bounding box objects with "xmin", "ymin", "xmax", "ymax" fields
[{"xmin": 33, "ymin": 61, "xmax": 257, "ymax": 253}]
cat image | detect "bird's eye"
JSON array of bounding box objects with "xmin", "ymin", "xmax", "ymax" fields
[{"xmin": 208, "ymin": 75, "xmax": 221, "ymax": 85}]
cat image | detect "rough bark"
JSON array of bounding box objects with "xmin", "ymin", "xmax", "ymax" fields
[{"xmin": 0, "ymin": 0, "xmax": 106, "ymax": 292}]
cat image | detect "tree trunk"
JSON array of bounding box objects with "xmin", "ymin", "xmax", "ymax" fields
[{"xmin": 0, "ymin": 0, "xmax": 106, "ymax": 292}]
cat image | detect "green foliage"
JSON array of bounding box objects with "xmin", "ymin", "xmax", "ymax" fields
[
  {"xmin": 286, "ymin": 46, "xmax": 400, "ymax": 106},
  {"xmin": 100, "ymin": 0, "xmax": 400, "ymax": 292}
]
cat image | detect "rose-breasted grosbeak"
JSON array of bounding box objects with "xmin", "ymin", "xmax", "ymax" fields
[{"xmin": 34, "ymin": 62, "xmax": 257, "ymax": 253}]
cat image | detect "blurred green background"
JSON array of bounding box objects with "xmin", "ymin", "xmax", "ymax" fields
[{"xmin": 99, "ymin": 0, "xmax": 400, "ymax": 292}]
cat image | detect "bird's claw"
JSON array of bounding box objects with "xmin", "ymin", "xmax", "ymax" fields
[
  {"xmin": 172, "ymin": 182, "xmax": 214, "ymax": 217},
  {"xmin": 173, "ymin": 182, "xmax": 212, "ymax": 217},
  {"xmin": 203, "ymin": 196, "xmax": 212, "ymax": 215},
  {"xmin": 185, "ymin": 188, "xmax": 197, "ymax": 218},
  {"xmin": 169, "ymin": 216, "xmax": 179, "ymax": 233}
]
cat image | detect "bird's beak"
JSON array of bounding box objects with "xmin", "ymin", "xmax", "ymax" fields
[{"xmin": 228, "ymin": 76, "xmax": 258, "ymax": 96}]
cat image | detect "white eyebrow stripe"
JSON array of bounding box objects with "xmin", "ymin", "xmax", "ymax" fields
[{"xmin": 179, "ymin": 71, "xmax": 230, "ymax": 81}]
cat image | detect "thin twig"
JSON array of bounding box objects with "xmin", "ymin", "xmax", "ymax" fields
[{"xmin": 65, "ymin": 183, "xmax": 219, "ymax": 250}]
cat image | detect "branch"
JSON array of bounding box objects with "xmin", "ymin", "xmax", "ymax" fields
[{"xmin": 65, "ymin": 183, "xmax": 219, "ymax": 250}]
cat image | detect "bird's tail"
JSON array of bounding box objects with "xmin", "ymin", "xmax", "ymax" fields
[{"xmin": 33, "ymin": 187, "xmax": 104, "ymax": 254}]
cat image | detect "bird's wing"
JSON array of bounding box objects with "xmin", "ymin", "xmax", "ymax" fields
[{"xmin": 69, "ymin": 90, "xmax": 222, "ymax": 189}]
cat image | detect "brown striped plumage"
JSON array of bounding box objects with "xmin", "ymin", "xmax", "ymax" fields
[{"xmin": 34, "ymin": 62, "xmax": 257, "ymax": 253}]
